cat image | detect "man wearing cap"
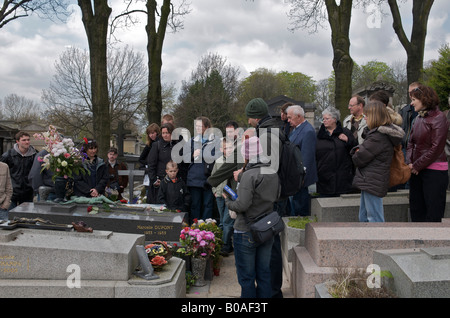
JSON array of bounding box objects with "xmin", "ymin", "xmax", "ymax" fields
[
  {"xmin": 106, "ymin": 147, "xmax": 128, "ymax": 200},
  {"xmin": 244, "ymin": 97, "xmax": 285, "ymax": 298}
]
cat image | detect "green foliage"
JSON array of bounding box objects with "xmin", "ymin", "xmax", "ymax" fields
[
  {"xmin": 237, "ymin": 67, "xmax": 317, "ymax": 109},
  {"xmin": 287, "ymin": 216, "xmax": 317, "ymax": 229},
  {"xmin": 425, "ymin": 44, "xmax": 450, "ymax": 110}
]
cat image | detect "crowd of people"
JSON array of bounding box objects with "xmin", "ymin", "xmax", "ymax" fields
[
  {"xmin": 0, "ymin": 82, "xmax": 447, "ymax": 298},
  {"xmin": 0, "ymin": 137, "xmax": 129, "ymax": 218}
]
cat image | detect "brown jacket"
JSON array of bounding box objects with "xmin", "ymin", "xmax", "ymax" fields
[
  {"xmin": 0, "ymin": 162, "xmax": 13, "ymax": 210},
  {"xmin": 351, "ymin": 124, "xmax": 404, "ymax": 198}
]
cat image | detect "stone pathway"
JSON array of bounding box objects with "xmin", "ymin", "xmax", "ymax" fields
[{"xmin": 186, "ymin": 253, "xmax": 293, "ymax": 298}]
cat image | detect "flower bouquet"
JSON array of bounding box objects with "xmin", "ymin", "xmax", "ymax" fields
[
  {"xmin": 179, "ymin": 226, "xmax": 216, "ymax": 258},
  {"xmin": 145, "ymin": 241, "xmax": 172, "ymax": 270},
  {"xmin": 34, "ymin": 125, "xmax": 87, "ymax": 182},
  {"xmin": 191, "ymin": 219, "xmax": 223, "ymax": 274}
]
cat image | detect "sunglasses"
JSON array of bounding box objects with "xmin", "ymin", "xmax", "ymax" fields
[{"xmin": 409, "ymin": 87, "xmax": 423, "ymax": 96}]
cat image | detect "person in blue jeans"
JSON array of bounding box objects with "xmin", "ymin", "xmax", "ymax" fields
[
  {"xmin": 351, "ymin": 101, "xmax": 404, "ymax": 222},
  {"xmin": 224, "ymin": 136, "xmax": 279, "ymax": 298},
  {"xmin": 186, "ymin": 117, "xmax": 220, "ymax": 223}
]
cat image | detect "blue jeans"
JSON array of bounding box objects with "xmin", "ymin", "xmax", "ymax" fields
[
  {"xmin": 0, "ymin": 208, "xmax": 8, "ymax": 221},
  {"xmin": 233, "ymin": 231, "xmax": 273, "ymax": 298},
  {"xmin": 216, "ymin": 196, "xmax": 234, "ymax": 252},
  {"xmin": 189, "ymin": 186, "xmax": 214, "ymax": 223},
  {"xmin": 289, "ymin": 187, "xmax": 310, "ymax": 216},
  {"xmin": 359, "ymin": 191, "xmax": 384, "ymax": 222}
]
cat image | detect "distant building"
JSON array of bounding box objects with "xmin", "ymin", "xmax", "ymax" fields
[{"xmin": 265, "ymin": 95, "xmax": 316, "ymax": 126}]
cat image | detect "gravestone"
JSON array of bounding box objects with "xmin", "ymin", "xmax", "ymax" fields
[
  {"xmin": 292, "ymin": 222, "xmax": 450, "ymax": 298},
  {"xmin": 0, "ymin": 228, "xmax": 186, "ymax": 298},
  {"xmin": 112, "ymin": 121, "xmax": 131, "ymax": 157},
  {"xmin": 311, "ymin": 190, "xmax": 450, "ymax": 223},
  {"xmin": 118, "ymin": 169, "xmax": 145, "ymax": 201},
  {"xmin": 374, "ymin": 247, "xmax": 450, "ymax": 298},
  {"xmin": 311, "ymin": 191, "xmax": 410, "ymax": 222},
  {"xmin": 8, "ymin": 202, "xmax": 187, "ymax": 243}
]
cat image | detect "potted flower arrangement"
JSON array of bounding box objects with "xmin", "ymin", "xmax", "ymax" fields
[
  {"xmin": 179, "ymin": 224, "xmax": 216, "ymax": 286},
  {"xmin": 145, "ymin": 241, "xmax": 172, "ymax": 271},
  {"xmin": 34, "ymin": 125, "xmax": 88, "ymax": 200},
  {"xmin": 191, "ymin": 219, "xmax": 223, "ymax": 276}
]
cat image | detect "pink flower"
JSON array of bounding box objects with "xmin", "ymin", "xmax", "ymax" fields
[{"xmin": 64, "ymin": 153, "xmax": 71, "ymax": 158}]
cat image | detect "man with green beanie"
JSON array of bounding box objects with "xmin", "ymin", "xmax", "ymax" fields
[{"xmin": 244, "ymin": 97, "xmax": 286, "ymax": 298}]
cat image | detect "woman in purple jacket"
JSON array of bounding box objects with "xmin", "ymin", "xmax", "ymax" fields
[{"xmin": 407, "ymin": 85, "xmax": 449, "ymax": 222}]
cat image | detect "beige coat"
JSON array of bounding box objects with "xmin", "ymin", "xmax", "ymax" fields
[{"xmin": 0, "ymin": 162, "xmax": 13, "ymax": 210}]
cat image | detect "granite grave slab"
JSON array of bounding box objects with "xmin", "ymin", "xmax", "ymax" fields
[
  {"xmin": 8, "ymin": 202, "xmax": 187, "ymax": 242},
  {"xmin": 0, "ymin": 228, "xmax": 186, "ymax": 298}
]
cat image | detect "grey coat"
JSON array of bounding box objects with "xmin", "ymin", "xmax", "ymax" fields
[
  {"xmin": 225, "ymin": 159, "xmax": 279, "ymax": 232},
  {"xmin": 351, "ymin": 124, "xmax": 404, "ymax": 198}
]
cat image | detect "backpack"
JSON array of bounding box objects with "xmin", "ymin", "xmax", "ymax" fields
[
  {"xmin": 278, "ymin": 138, "xmax": 306, "ymax": 199},
  {"xmin": 256, "ymin": 124, "xmax": 306, "ymax": 200}
]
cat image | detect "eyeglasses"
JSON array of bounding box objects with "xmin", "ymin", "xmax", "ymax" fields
[{"xmin": 322, "ymin": 117, "xmax": 334, "ymax": 121}]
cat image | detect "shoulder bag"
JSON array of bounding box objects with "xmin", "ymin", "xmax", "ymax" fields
[
  {"xmin": 389, "ymin": 144, "xmax": 411, "ymax": 188},
  {"xmin": 247, "ymin": 211, "xmax": 285, "ymax": 244}
]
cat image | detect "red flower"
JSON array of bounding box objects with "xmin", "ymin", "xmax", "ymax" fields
[
  {"xmin": 87, "ymin": 206, "xmax": 93, "ymax": 212},
  {"xmin": 150, "ymin": 255, "xmax": 167, "ymax": 267},
  {"xmin": 83, "ymin": 137, "xmax": 88, "ymax": 144}
]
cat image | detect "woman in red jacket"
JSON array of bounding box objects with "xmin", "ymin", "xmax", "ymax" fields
[{"xmin": 407, "ymin": 85, "xmax": 449, "ymax": 222}]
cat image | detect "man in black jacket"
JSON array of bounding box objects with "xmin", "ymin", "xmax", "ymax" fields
[{"xmin": 0, "ymin": 131, "xmax": 36, "ymax": 210}]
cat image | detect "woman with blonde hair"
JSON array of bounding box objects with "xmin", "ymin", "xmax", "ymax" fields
[{"xmin": 351, "ymin": 101, "xmax": 405, "ymax": 222}]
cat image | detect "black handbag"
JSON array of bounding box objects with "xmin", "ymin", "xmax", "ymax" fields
[{"xmin": 248, "ymin": 211, "xmax": 285, "ymax": 244}]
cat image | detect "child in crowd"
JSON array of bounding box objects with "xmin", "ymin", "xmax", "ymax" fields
[{"xmin": 157, "ymin": 160, "xmax": 189, "ymax": 211}]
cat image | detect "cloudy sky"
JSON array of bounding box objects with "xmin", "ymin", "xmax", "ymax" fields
[{"xmin": 0, "ymin": 0, "xmax": 449, "ymax": 105}]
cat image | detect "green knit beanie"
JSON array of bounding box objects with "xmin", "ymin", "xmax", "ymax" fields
[{"xmin": 245, "ymin": 98, "xmax": 269, "ymax": 118}]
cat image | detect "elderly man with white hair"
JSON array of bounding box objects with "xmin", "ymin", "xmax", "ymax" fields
[{"xmin": 286, "ymin": 105, "xmax": 318, "ymax": 216}]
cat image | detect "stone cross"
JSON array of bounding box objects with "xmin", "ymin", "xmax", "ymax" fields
[
  {"xmin": 112, "ymin": 121, "xmax": 131, "ymax": 157},
  {"xmin": 118, "ymin": 169, "xmax": 145, "ymax": 201}
]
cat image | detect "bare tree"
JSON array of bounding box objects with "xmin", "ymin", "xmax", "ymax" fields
[
  {"xmin": 0, "ymin": 0, "xmax": 70, "ymax": 29},
  {"xmin": 78, "ymin": 0, "xmax": 112, "ymax": 158},
  {"xmin": 287, "ymin": 0, "xmax": 354, "ymax": 116},
  {"xmin": 387, "ymin": 0, "xmax": 434, "ymax": 96},
  {"xmin": 42, "ymin": 46, "xmax": 147, "ymax": 138},
  {"xmin": 113, "ymin": 0, "xmax": 191, "ymax": 124},
  {"xmin": 2, "ymin": 93, "xmax": 42, "ymax": 121}
]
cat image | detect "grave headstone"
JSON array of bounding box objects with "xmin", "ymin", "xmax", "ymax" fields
[
  {"xmin": 112, "ymin": 121, "xmax": 131, "ymax": 157},
  {"xmin": 292, "ymin": 222, "xmax": 450, "ymax": 298},
  {"xmin": 374, "ymin": 247, "xmax": 450, "ymax": 298},
  {"xmin": 9, "ymin": 202, "xmax": 187, "ymax": 242},
  {"xmin": 0, "ymin": 228, "xmax": 186, "ymax": 298}
]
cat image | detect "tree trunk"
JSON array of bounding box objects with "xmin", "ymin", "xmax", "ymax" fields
[
  {"xmin": 388, "ymin": 0, "xmax": 434, "ymax": 99},
  {"xmin": 78, "ymin": 0, "xmax": 111, "ymax": 158},
  {"xmin": 325, "ymin": 0, "xmax": 354, "ymax": 116},
  {"xmin": 146, "ymin": 0, "xmax": 170, "ymax": 124}
]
